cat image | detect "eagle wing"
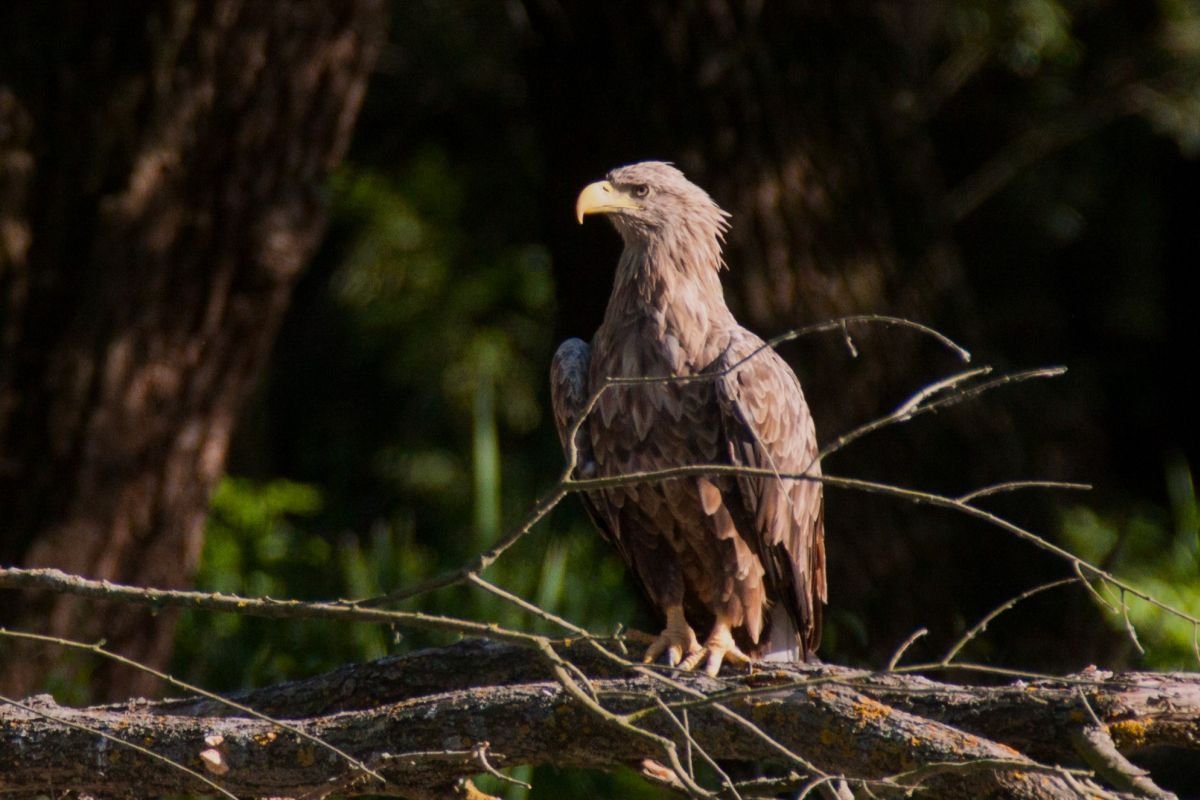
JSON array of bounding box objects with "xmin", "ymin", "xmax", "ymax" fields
[
  {"xmin": 712, "ymin": 327, "xmax": 826, "ymax": 659},
  {"xmin": 549, "ymin": 338, "xmax": 628, "ymax": 559}
]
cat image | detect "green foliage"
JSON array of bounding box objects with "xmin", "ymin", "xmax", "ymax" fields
[
  {"xmin": 1061, "ymin": 458, "xmax": 1200, "ymax": 668},
  {"xmin": 174, "ymin": 477, "xmax": 407, "ymax": 689}
]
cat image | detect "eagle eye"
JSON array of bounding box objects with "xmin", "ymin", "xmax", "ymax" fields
[{"xmin": 633, "ymin": 184, "xmax": 651, "ymax": 198}]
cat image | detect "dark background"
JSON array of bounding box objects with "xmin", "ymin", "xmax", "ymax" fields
[{"xmin": 2, "ymin": 1, "xmax": 1197, "ymax": 796}]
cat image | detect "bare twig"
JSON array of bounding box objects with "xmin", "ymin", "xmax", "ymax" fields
[
  {"xmin": 0, "ymin": 567, "xmax": 547, "ymax": 647},
  {"xmin": 887, "ymin": 628, "xmax": 929, "ymax": 671},
  {"xmin": 560, "ymin": 467, "xmax": 1200, "ymax": 643},
  {"xmin": 940, "ymin": 578, "xmax": 1077, "ymax": 665},
  {"xmin": 353, "ymin": 484, "xmax": 569, "ymax": 607},
  {"xmin": 471, "ymin": 742, "xmax": 530, "ymax": 790},
  {"xmin": 958, "ymin": 481, "xmax": 1093, "ymax": 503}
]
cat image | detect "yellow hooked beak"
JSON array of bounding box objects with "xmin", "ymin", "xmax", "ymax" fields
[{"xmin": 575, "ymin": 180, "xmax": 641, "ymax": 224}]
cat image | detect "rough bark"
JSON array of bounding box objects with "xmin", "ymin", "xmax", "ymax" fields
[
  {"xmin": 0, "ymin": 1, "xmax": 385, "ymax": 699},
  {"xmin": 2, "ymin": 639, "xmax": 1194, "ymax": 799}
]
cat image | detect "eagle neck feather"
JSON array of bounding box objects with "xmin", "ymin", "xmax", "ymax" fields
[{"xmin": 602, "ymin": 229, "xmax": 733, "ymax": 363}]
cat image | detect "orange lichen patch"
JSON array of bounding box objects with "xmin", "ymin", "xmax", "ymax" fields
[
  {"xmin": 1109, "ymin": 719, "xmax": 1149, "ymax": 747},
  {"xmin": 254, "ymin": 729, "xmax": 279, "ymax": 747},
  {"xmin": 1069, "ymin": 709, "xmax": 1086, "ymax": 723},
  {"xmin": 851, "ymin": 697, "xmax": 892, "ymax": 728},
  {"xmin": 908, "ymin": 736, "xmax": 922, "ymax": 749},
  {"xmin": 296, "ymin": 745, "xmax": 316, "ymax": 767}
]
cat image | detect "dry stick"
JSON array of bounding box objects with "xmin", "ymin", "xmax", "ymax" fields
[
  {"xmin": 888, "ymin": 758, "xmax": 1094, "ymax": 789},
  {"xmin": 1073, "ymin": 561, "xmax": 1118, "ymax": 614},
  {"xmin": 0, "ymin": 627, "xmax": 385, "ymax": 785},
  {"xmin": 0, "ymin": 693, "xmax": 238, "ymax": 800},
  {"xmin": 755, "ymin": 315, "xmax": 971, "ymax": 366},
  {"xmin": 650, "ymin": 696, "xmax": 743, "ymax": 800},
  {"xmin": 469, "ymin": 574, "xmax": 847, "ymax": 792},
  {"xmin": 352, "ymin": 484, "xmax": 569, "ymax": 608},
  {"xmin": 526, "ymin": 635, "xmax": 715, "ymax": 800},
  {"xmin": 471, "ymin": 742, "xmax": 531, "ymax": 791},
  {"xmin": 0, "ymin": 566, "xmax": 546, "ymax": 648},
  {"xmin": 565, "ymin": 467, "xmax": 1200, "ymax": 639},
  {"xmin": 886, "ymin": 628, "xmax": 929, "ymax": 671},
  {"xmin": 958, "ymin": 480, "xmax": 1093, "ymax": 503},
  {"xmin": 816, "ymin": 366, "xmax": 990, "ymax": 462},
  {"xmin": 817, "ymin": 366, "xmax": 1067, "ymax": 466},
  {"xmin": 939, "ymin": 578, "xmax": 1078, "ymax": 666},
  {"xmin": 1119, "ymin": 588, "xmax": 1147, "ymax": 655},
  {"xmin": 469, "ymin": 574, "xmax": 836, "ymax": 794}
]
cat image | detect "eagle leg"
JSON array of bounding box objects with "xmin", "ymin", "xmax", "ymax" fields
[
  {"xmin": 642, "ymin": 605, "xmax": 701, "ymax": 667},
  {"xmin": 679, "ymin": 614, "xmax": 751, "ymax": 677}
]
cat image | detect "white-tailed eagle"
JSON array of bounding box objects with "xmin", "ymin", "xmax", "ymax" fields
[{"xmin": 551, "ymin": 161, "xmax": 825, "ymax": 675}]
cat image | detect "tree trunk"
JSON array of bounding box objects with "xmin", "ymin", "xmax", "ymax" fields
[{"xmin": 0, "ymin": 0, "xmax": 385, "ymax": 700}]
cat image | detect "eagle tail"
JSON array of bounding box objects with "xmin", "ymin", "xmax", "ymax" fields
[{"xmin": 760, "ymin": 604, "xmax": 802, "ymax": 663}]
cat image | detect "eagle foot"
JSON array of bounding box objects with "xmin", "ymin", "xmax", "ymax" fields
[
  {"xmin": 642, "ymin": 606, "xmax": 701, "ymax": 667},
  {"xmin": 679, "ymin": 620, "xmax": 751, "ymax": 677}
]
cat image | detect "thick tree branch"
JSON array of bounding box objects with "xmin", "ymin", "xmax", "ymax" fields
[{"xmin": 2, "ymin": 639, "xmax": 1196, "ymax": 799}]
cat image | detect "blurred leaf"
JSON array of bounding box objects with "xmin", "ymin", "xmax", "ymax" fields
[{"xmin": 1061, "ymin": 459, "xmax": 1200, "ymax": 668}]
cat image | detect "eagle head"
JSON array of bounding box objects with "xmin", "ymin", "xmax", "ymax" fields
[{"xmin": 576, "ymin": 161, "xmax": 731, "ymax": 253}]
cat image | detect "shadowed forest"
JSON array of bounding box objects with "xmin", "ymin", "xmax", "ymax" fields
[{"xmin": 1, "ymin": 1, "xmax": 1198, "ymax": 797}]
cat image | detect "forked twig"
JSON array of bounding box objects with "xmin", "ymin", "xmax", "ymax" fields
[{"xmin": 887, "ymin": 628, "xmax": 929, "ymax": 671}]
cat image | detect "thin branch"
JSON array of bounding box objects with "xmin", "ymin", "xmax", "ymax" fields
[
  {"xmin": 958, "ymin": 480, "xmax": 1093, "ymax": 503},
  {"xmin": 651, "ymin": 696, "xmax": 743, "ymax": 800},
  {"xmin": 1119, "ymin": 589, "xmax": 1146, "ymax": 655},
  {"xmin": 816, "ymin": 366, "xmax": 990, "ymax": 463},
  {"xmin": 608, "ymin": 316, "xmax": 971, "ymax": 394},
  {"xmin": 471, "ymin": 742, "xmax": 531, "ymax": 791},
  {"xmin": 471, "ymin": 572, "xmax": 843, "ymax": 792},
  {"xmin": 353, "ymin": 484, "xmax": 569, "ymax": 607},
  {"xmin": 940, "ymin": 578, "xmax": 1077, "ymax": 665},
  {"xmin": 887, "ymin": 628, "xmax": 929, "ymax": 671},
  {"xmin": 887, "ymin": 757, "xmax": 1093, "ymax": 788},
  {"xmin": 815, "ymin": 366, "xmax": 1066, "ymax": 468},
  {"xmin": 0, "ymin": 566, "xmax": 547, "ymax": 648},
  {"xmin": 561, "ymin": 466, "xmax": 1200, "ymax": 642}
]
